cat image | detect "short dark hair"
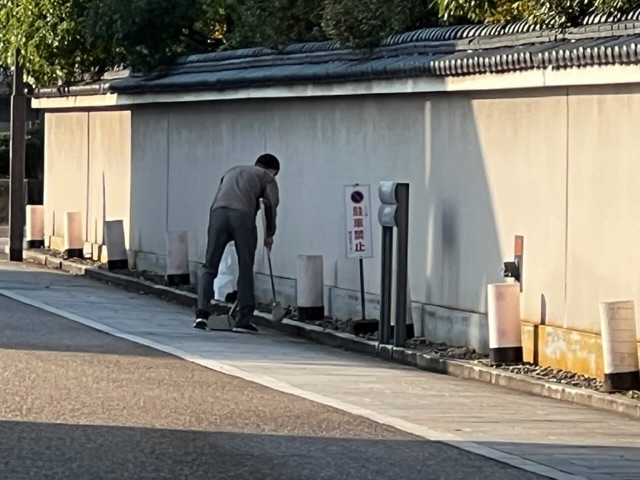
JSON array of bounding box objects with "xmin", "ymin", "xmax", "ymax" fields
[{"xmin": 255, "ymin": 153, "xmax": 280, "ymax": 173}]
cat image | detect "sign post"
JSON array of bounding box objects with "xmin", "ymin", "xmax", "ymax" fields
[
  {"xmin": 9, "ymin": 48, "xmax": 26, "ymax": 262},
  {"xmin": 378, "ymin": 181, "xmax": 410, "ymax": 347},
  {"xmin": 345, "ymin": 184, "xmax": 373, "ymax": 320}
]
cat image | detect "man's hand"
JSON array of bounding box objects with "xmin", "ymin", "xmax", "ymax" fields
[{"xmin": 264, "ymin": 237, "xmax": 274, "ymax": 250}]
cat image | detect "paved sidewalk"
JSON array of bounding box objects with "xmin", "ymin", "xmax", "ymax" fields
[{"xmin": 1, "ymin": 262, "xmax": 640, "ymax": 480}]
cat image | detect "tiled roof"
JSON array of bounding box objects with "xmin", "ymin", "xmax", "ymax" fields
[
  {"xmin": 430, "ymin": 34, "xmax": 640, "ymax": 75},
  {"xmin": 35, "ymin": 7, "xmax": 640, "ymax": 97}
]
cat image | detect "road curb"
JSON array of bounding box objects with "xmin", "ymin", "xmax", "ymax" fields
[{"xmin": 23, "ymin": 249, "xmax": 640, "ymax": 419}]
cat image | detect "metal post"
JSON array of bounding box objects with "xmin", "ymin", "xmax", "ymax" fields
[
  {"xmin": 359, "ymin": 257, "xmax": 366, "ymax": 321},
  {"xmin": 379, "ymin": 226, "xmax": 393, "ymax": 345},
  {"xmin": 394, "ymin": 183, "xmax": 410, "ymax": 348},
  {"xmin": 9, "ymin": 48, "xmax": 26, "ymax": 262}
]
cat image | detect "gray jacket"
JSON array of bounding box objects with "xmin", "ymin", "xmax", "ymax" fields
[{"xmin": 212, "ymin": 165, "xmax": 280, "ymax": 237}]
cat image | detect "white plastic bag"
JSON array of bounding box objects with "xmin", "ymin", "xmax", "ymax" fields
[
  {"xmin": 256, "ymin": 200, "xmax": 269, "ymax": 270},
  {"xmin": 213, "ymin": 242, "xmax": 238, "ymax": 301}
]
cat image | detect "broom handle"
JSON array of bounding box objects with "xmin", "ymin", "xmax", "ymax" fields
[{"xmin": 267, "ymin": 249, "xmax": 277, "ymax": 300}]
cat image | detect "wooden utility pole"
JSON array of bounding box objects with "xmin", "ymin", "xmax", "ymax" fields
[{"xmin": 9, "ymin": 48, "xmax": 26, "ymax": 262}]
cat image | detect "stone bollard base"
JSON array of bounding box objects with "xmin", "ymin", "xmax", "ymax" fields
[
  {"xmin": 489, "ymin": 346, "xmax": 523, "ymax": 366},
  {"xmin": 167, "ymin": 273, "xmax": 191, "ymax": 287},
  {"xmin": 602, "ymin": 370, "xmax": 640, "ymax": 393}
]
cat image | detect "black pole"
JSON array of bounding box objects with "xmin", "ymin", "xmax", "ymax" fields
[
  {"xmin": 9, "ymin": 48, "xmax": 26, "ymax": 262},
  {"xmin": 379, "ymin": 226, "xmax": 393, "ymax": 345},
  {"xmin": 359, "ymin": 258, "xmax": 366, "ymax": 321},
  {"xmin": 394, "ymin": 183, "xmax": 410, "ymax": 348}
]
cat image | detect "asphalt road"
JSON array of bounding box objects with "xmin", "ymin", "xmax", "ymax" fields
[{"xmin": 0, "ymin": 294, "xmax": 546, "ymax": 480}]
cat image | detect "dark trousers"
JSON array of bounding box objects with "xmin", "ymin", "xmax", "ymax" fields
[{"xmin": 197, "ymin": 207, "xmax": 258, "ymax": 323}]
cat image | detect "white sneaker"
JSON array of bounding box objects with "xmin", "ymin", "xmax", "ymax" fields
[{"xmin": 193, "ymin": 318, "xmax": 209, "ymax": 330}]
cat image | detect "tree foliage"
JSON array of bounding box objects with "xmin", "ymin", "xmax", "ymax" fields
[
  {"xmin": 226, "ymin": 0, "xmax": 325, "ymax": 48},
  {"xmin": 0, "ymin": 0, "xmax": 223, "ymax": 85},
  {"xmin": 83, "ymin": 0, "xmax": 221, "ymax": 74},
  {"xmin": 437, "ymin": 0, "xmax": 639, "ymax": 26},
  {"xmin": 322, "ymin": 0, "xmax": 437, "ymax": 48},
  {"xmin": 1, "ymin": 0, "xmax": 639, "ymax": 87},
  {"xmin": 0, "ymin": 0, "xmax": 96, "ymax": 86}
]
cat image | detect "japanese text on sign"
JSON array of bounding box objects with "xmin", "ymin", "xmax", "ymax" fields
[{"xmin": 345, "ymin": 184, "xmax": 374, "ymax": 259}]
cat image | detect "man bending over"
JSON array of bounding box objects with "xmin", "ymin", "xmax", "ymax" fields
[{"xmin": 194, "ymin": 153, "xmax": 280, "ymax": 333}]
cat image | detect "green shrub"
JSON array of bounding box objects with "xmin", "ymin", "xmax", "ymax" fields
[{"xmin": 0, "ymin": 124, "xmax": 44, "ymax": 180}]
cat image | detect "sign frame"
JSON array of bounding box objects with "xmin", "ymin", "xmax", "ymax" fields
[{"xmin": 344, "ymin": 183, "xmax": 374, "ymax": 260}]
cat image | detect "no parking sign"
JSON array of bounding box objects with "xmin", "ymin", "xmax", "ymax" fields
[{"xmin": 344, "ymin": 184, "xmax": 373, "ymax": 259}]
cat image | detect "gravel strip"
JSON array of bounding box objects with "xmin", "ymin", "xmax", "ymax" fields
[{"xmin": 37, "ymin": 248, "xmax": 101, "ymax": 267}]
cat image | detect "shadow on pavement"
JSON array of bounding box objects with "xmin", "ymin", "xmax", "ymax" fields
[
  {"xmin": 0, "ymin": 420, "xmax": 552, "ymax": 480},
  {"xmin": 0, "ymin": 293, "xmax": 166, "ymax": 357},
  {"xmin": 483, "ymin": 440, "xmax": 640, "ymax": 476}
]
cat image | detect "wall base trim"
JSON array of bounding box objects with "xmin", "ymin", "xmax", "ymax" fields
[{"xmin": 521, "ymin": 322, "xmax": 640, "ymax": 379}]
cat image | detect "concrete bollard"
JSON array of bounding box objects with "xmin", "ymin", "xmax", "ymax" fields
[
  {"xmin": 26, "ymin": 205, "xmax": 45, "ymax": 249},
  {"xmin": 63, "ymin": 212, "xmax": 84, "ymax": 259},
  {"xmin": 487, "ymin": 283, "xmax": 523, "ymax": 365},
  {"xmin": 297, "ymin": 255, "xmax": 325, "ymax": 321},
  {"xmin": 104, "ymin": 220, "xmax": 128, "ymax": 271},
  {"xmin": 599, "ymin": 301, "xmax": 640, "ymax": 392},
  {"xmin": 166, "ymin": 231, "xmax": 190, "ymax": 287}
]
